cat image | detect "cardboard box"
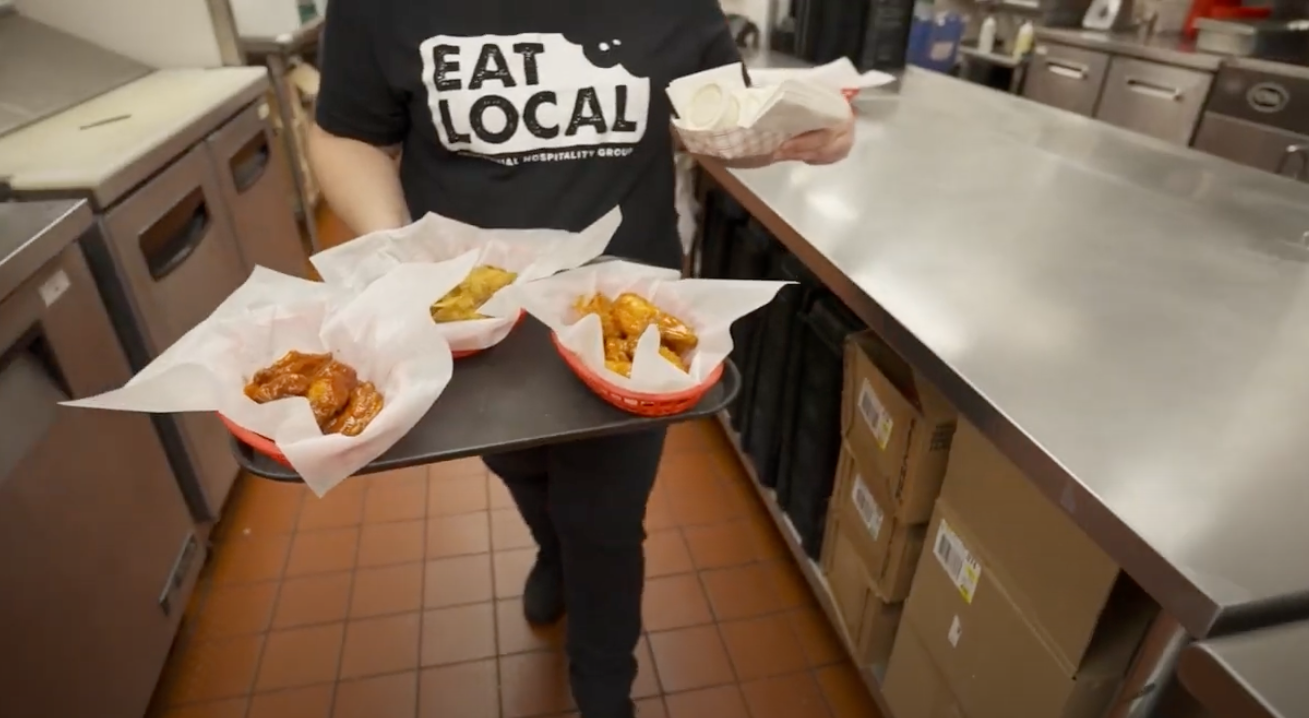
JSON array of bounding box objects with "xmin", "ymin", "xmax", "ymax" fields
[
  {"xmin": 821, "ymin": 495, "xmax": 902, "ymax": 670},
  {"xmin": 940, "ymin": 421, "xmax": 1124, "ymax": 672},
  {"xmin": 841, "ymin": 331, "xmax": 956, "ymax": 525},
  {"xmin": 832, "ymin": 444, "xmax": 925, "ymax": 601},
  {"xmin": 902, "ymin": 501, "xmax": 1153, "ymax": 718},
  {"xmin": 883, "ymin": 624, "xmax": 966, "ymax": 718}
]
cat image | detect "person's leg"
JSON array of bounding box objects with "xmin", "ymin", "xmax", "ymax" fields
[
  {"xmin": 483, "ymin": 447, "xmax": 564, "ymax": 624},
  {"xmin": 547, "ymin": 428, "xmax": 666, "ymax": 718}
]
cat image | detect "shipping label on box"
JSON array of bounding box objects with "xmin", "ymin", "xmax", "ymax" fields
[
  {"xmin": 857, "ymin": 379, "xmax": 895, "ymax": 450},
  {"xmin": 835, "ymin": 444, "xmax": 926, "ymax": 601},
  {"xmin": 851, "ymin": 469, "xmax": 885, "ymax": 540},
  {"xmin": 932, "ymin": 518, "xmax": 981, "ymax": 604}
]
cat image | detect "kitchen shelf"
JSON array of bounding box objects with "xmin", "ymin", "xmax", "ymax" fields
[{"xmin": 715, "ymin": 410, "xmax": 900, "ymax": 718}]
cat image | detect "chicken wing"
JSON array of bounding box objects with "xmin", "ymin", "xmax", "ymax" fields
[
  {"xmin": 305, "ymin": 360, "xmax": 358, "ymax": 428},
  {"xmin": 576, "ymin": 293, "xmax": 620, "ymax": 338},
  {"xmin": 325, "ymin": 381, "xmax": 384, "ymax": 437},
  {"xmin": 431, "ymin": 264, "xmax": 518, "ymax": 322},
  {"xmin": 248, "ymin": 350, "xmax": 330, "ymax": 385},
  {"xmin": 244, "ymin": 372, "xmax": 312, "ymax": 403},
  {"xmin": 612, "ymin": 293, "xmax": 660, "ymax": 338},
  {"xmin": 659, "ymin": 345, "xmax": 689, "ymax": 373}
]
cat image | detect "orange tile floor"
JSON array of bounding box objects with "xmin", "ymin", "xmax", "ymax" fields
[{"xmin": 147, "ymin": 419, "xmax": 884, "ymax": 718}]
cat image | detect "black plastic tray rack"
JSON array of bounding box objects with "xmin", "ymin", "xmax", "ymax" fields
[
  {"xmin": 776, "ymin": 296, "xmax": 864, "ymax": 560},
  {"xmin": 744, "ymin": 253, "xmax": 822, "ymax": 488},
  {"xmin": 233, "ymin": 318, "xmax": 741, "ymax": 483},
  {"xmin": 725, "ymin": 221, "xmax": 778, "ymax": 431}
]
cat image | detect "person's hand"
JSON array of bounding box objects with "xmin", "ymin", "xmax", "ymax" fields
[{"xmin": 772, "ymin": 115, "xmax": 855, "ymax": 165}]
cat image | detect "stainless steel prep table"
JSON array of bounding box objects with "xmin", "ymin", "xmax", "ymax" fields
[
  {"xmin": 699, "ymin": 64, "xmax": 1309, "ymax": 714},
  {"xmin": 1177, "ymin": 620, "xmax": 1309, "ymax": 717}
]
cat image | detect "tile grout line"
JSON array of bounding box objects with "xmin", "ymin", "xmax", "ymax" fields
[
  {"xmin": 482, "ymin": 468, "xmax": 508, "ymax": 718},
  {"xmin": 239, "ymin": 481, "xmax": 309, "ymax": 718},
  {"xmin": 415, "ymin": 465, "xmax": 432, "ymax": 718},
  {"xmin": 323, "ymin": 484, "xmax": 364, "ymax": 717}
]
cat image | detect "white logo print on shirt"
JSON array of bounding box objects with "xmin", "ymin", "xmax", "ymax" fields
[{"xmin": 419, "ymin": 33, "xmax": 651, "ymax": 166}]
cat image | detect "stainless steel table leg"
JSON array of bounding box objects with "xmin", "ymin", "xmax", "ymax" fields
[
  {"xmin": 1105, "ymin": 611, "xmax": 1190, "ymax": 718},
  {"xmin": 265, "ymin": 52, "xmax": 321, "ymax": 253}
]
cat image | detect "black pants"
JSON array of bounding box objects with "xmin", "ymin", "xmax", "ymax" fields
[{"xmin": 483, "ymin": 428, "xmax": 666, "ymax": 718}]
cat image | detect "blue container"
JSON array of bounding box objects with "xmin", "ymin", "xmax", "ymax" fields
[{"xmin": 907, "ymin": 11, "xmax": 966, "ymax": 74}]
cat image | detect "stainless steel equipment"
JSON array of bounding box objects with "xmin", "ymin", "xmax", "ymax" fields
[
  {"xmin": 0, "ymin": 68, "xmax": 298, "ymax": 521},
  {"xmin": 83, "ymin": 143, "xmax": 247, "ymax": 520},
  {"xmin": 1194, "ymin": 18, "xmax": 1309, "ymax": 63},
  {"xmin": 0, "ymin": 11, "xmax": 149, "ymax": 137},
  {"xmin": 1178, "ymin": 620, "xmax": 1309, "ymax": 718},
  {"xmin": 205, "ymin": 101, "xmax": 307, "ymax": 278},
  {"xmin": 1094, "ymin": 56, "xmax": 1214, "ymax": 144},
  {"xmin": 1193, "ymin": 59, "xmax": 1309, "ymax": 181},
  {"xmin": 0, "ymin": 200, "xmax": 202, "ymax": 718},
  {"xmin": 1023, "ymin": 41, "xmax": 1112, "ymax": 115}
]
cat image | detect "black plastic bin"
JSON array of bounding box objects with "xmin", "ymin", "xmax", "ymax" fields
[
  {"xmin": 774, "ymin": 296, "xmax": 865, "ymax": 560},
  {"xmin": 698, "ymin": 189, "xmax": 749, "ymax": 280},
  {"xmin": 724, "ymin": 220, "xmax": 777, "ymax": 431},
  {"xmin": 743, "ymin": 254, "xmax": 821, "ymax": 488}
]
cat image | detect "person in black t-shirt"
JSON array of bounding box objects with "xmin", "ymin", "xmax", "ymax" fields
[{"xmin": 310, "ymin": 1, "xmax": 853, "ymax": 715}]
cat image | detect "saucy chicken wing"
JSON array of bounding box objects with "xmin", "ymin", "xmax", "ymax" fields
[
  {"xmin": 325, "ymin": 381, "xmax": 385, "ymax": 437},
  {"xmin": 244, "ymin": 351, "xmax": 384, "ymax": 437},
  {"xmin": 305, "ymin": 360, "xmax": 358, "ymax": 427}
]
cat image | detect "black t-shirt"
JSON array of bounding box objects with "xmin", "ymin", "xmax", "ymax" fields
[{"xmin": 316, "ymin": 0, "xmax": 741, "ymax": 269}]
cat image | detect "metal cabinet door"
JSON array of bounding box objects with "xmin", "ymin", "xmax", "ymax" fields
[
  {"xmin": 1095, "ymin": 57, "xmax": 1214, "ymax": 145},
  {"xmin": 102, "ymin": 143, "xmax": 250, "ymax": 350},
  {"xmin": 1193, "ymin": 112, "xmax": 1309, "ymax": 181},
  {"xmin": 1022, "ymin": 43, "xmax": 1112, "ymax": 117},
  {"xmin": 206, "ymin": 100, "xmax": 308, "ymax": 278},
  {"xmin": 0, "ymin": 242, "xmax": 202, "ymax": 718},
  {"xmin": 101, "ymin": 145, "xmax": 243, "ymax": 513}
]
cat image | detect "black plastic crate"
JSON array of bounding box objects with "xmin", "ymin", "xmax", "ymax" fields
[
  {"xmin": 724, "ymin": 221, "xmax": 777, "ymax": 431},
  {"xmin": 743, "ymin": 255, "xmax": 821, "ymax": 488},
  {"xmin": 775, "ymin": 296, "xmax": 866, "ymax": 560},
  {"xmin": 697, "ymin": 190, "xmax": 749, "ymax": 280}
]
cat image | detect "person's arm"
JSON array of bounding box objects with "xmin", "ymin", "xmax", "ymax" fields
[{"xmin": 308, "ymin": 0, "xmax": 412, "ymax": 236}]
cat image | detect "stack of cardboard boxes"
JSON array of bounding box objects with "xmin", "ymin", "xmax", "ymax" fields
[
  {"xmin": 883, "ymin": 420, "xmax": 1156, "ymax": 718},
  {"xmin": 820, "ymin": 331, "xmax": 957, "ymax": 671},
  {"xmin": 824, "ymin": 331, "xmax": 1155, "ymax": 718}
]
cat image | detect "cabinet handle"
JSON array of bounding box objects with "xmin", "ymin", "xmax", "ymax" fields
[
  {"xmin": 1125, "ymin": 77, "xmax": 1182, "ymax": 101},
  {"xmin": 0, "ymin": 332, "xmax": 70, "ymax": 485},
  {"xmin": 230, "ymin": 132, "xmax": 271, "ymax": 194},
  {"xmin": 1045, "ymin": 60, "xmax": 1089, "ymax": 80},
  {"xmin": 1277, "ymin": 144, "xmax": 1309, "ymax": 181},
  {"xmin": 139, "ymin": 188, "xmax": 212, "ymax": 281}
]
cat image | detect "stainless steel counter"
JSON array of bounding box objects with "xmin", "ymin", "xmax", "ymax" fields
[
  {"xmin": 1035, "ymin": 28, "xmax": 1224, "ymax": 72},
  {"xmin": 0, "ymin": 200, "xmax": 92, "ymax": 301},
  {"xmin": 702, "ymin": 67, "xmax": 1309, "ymax": 639},
  {"xmin": 1177, "ymin": 621, "xmax": 1309, "ymax": 717}
]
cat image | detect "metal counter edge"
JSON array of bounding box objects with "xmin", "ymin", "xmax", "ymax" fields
[{"xmin": 0, "ymin": 200, "xmax": 94, "ymax": 304}]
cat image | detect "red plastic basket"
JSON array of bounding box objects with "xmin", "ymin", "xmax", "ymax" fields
[
  {"xmin": 550, "ymin": 333, "xmax": 723, "ymax": 417},
  {"xmin": 451, "ymin": 310, "xmax": 526, "ymax": 359},
  {"xmin": 218, "ymin": 413, "xmax": 292, "ymax": 468}
]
